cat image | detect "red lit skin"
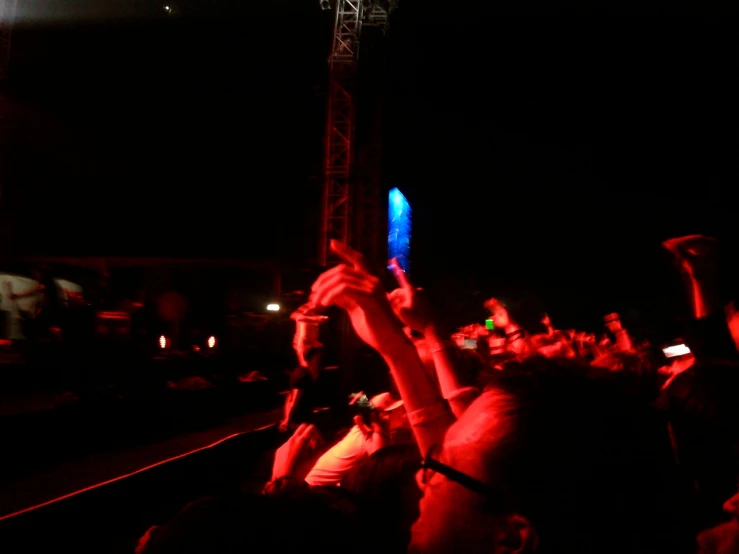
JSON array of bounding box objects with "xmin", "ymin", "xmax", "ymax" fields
[
  {"xmin": 660, "ymin": 353, "xmax": 696, "ymax": 390},
  {"xmin": 410, "ymin": 390, "xmax": 537, "ymax": 554},
  {"xmin": 310, "ymin": 241, "xmax": 452, "ymax": 455},
  {"xmin": 663, "ymin": 235, "xmax": 721, "ymax": 320},
  {"xmin": 696, "ymin": 487, "xmax": 739, "ymax": 554},
  {"xmin": 604, "ymin": 314, "xmax": 633, "ymax": 352},
  {"xmin": 422, "ymin": 325, "xmax": 478, "ymax": 418},
  {"xmin": 485, "ymin": 301, "xmax": 526, "ymax": 354},
  {"xmin": 403, "ymin": 328, "xmax": 439, "ymax": 384},
  {"xmin": 726, "ymin": 303, "xmax": 739, "ymax": 353},
  {"xmin": 389, "ymin": 263, "xmax": 477, "ymax": 418},
  {"xmin": 725, "ymin": 489, "xmax": 739, "ymax": 519},
  {"xmin": 489, "ymin": 304, "xmax": 512, "ymax": 333},
  {"xmin": 541, "ymin": 313, "xmax": 554, "ymax": 336},
  {"xmin": 135, "ymin": 525, "xmax": 161, "ymax": 554}
]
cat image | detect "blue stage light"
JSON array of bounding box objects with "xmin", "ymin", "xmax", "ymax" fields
[{"xmin": 388, "ymin": 187, "xmax": 411, "ymax": 272}]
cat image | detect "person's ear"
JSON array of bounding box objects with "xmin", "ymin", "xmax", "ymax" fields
[{"xmin": 493, "ymin": 514, "xmax": 538, "ymax": 553}]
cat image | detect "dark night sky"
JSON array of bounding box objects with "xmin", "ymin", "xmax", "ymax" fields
[{"xmin": 3, "ymin": 1, "xmax": 739, "ymax": 335}]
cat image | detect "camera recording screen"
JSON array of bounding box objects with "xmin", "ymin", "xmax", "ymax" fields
[{"xmin": 662, "ymin": 344, "xmax": 690, "ymax": 358}]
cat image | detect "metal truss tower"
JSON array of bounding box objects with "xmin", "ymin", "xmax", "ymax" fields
[
  {"xmin": 318, "ymin": 0, "xmax": 393, "ymax": 267},
  {"xmin": 0, "ymin": 0, "xmax": 18, "ymax": 255}
]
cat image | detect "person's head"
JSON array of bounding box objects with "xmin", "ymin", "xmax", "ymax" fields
[
  {"xmin": 410, "ymin": 356, "xmax": 692, "ymax": 554},
  {"xmin": 138, "ymin": 488, "xmax": 362, "ymax": 554},
  {"xmin": 484, "ymin": 298, "xmax": 511, "ymax": 331},
  {"xmin": 343, "ymin": 443, "xmax": 423, "ymax": 553},
  {"xmin": 368, "ymin": 392, "xmax": 407, "ymax": 433}
]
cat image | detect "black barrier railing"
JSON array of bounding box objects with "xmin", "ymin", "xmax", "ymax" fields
[
  {"xmin": 0, "ymin": 424, "xmax": 284, "ymax": 554},
  {"xmin": 0, "ymin": 378, "xmax": 280, "ymax": 484}
]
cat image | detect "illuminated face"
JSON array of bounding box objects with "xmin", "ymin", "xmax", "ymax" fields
[
  {"xmin": 491, "ymin": 305, "xmax": 510, "ymax": 330},
  {"xmin": 410, "ymin": 391, "xmax": 516, "ymax": 554}
]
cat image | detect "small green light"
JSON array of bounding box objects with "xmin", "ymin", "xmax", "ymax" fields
[{"xmin": 485, "ymin": 319, "xmax": 494, "ymax": 330}]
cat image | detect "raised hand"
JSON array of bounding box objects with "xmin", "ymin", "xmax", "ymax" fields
[
  {"xmin": 271, "ymin": 423, "xmax": 322, "ymax": 480},
  {"xmin": 603, "ymin": 313, "xmax": 622, "ymax": 334},
  {"xmin": 387, "ymin": 258, "xmax": 435, "ymax": 334},
  {"xmin": 353, "ymin": 414, "xmax": 388, "ymax": 455},
  {"xmin": 662, "ymin": 234, "xmax": 719, "ymax": 277},
  {"xmin": 310, "ymin": 241, "xmax": 406, "ymax": 356}
]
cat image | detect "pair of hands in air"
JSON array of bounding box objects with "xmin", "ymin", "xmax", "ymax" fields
[
  {"xmin": 271, "ymin": 417, "xmax": 388, "ymax": 481},
  {"xmin": 309, "ymin": 240, "xmax": 434, "ymax": 355},
  {"xmin": 272, "ymin": 242, "xmax": 437, "ymax": 480}
]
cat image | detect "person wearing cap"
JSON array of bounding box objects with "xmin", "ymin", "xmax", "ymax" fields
[
  {"xmin": 280, "ymin": 308, "xmax": 330, "ymax": 432},
  {"xmin": 279, "ymin": 338, "xmax": 326, "ymax": 432},
  {"xmin": 304, "ymin": 392, "xmax": 405, "ymax": 487}
]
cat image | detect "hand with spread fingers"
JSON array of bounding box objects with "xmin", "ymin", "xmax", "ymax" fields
[
  {"xmin": 310, "ymin": 240, "xmax": 407, "ymax": 356},
  {"xmin": 387, "ymin": 258, "xmax": 435, "ymax": 334}
]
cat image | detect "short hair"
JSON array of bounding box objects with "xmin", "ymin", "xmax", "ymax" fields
[
  {"xmin": 659, "ymin": 361, "xmax": 739, "ymax": 526},
  {"xmin": 341, "ymin": 443, "xmax": 422, "ymax": 553},
  {"xmin": 472, "ymin": 356, "xmax": 694, "ymax": 554},
  {"xmin": 139, "ymin": 488, "xmax": 361, "ymax": 554}
]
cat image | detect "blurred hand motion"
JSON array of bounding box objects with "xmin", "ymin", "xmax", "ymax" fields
[
  {"xmin": 309, "ymin": 241, "xmax": 405, "ymax": 354},
  {"xmin": 662, "ymin": 234, "xmax": 719, "ymax": 277},
  {"xmin": 387, "ymin": 257, "xmax": 435, "ymax": 334},
  {"xmin": 272, "ymin": 423, "xmax": 322, "ymax": 481}
]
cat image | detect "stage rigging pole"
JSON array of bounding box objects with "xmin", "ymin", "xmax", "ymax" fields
[
  {"xmin": 315, "ymin": 0, "xmax": 396, "ymax": 399},
  {"xmin": 318, "ymin": 0, "xmax": 394, "ymax": 267},
  {"xmin": 0, "ymin": 0, "xmax": 18, "ymax": 255}
]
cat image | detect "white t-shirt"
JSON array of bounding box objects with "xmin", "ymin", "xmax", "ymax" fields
[{"xmin": 304, "ymin": 425, "xmax": 372, "ymax": 487}]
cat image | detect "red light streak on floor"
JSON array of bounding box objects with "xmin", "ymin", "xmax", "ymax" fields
[{"xmin": 0, "ymin": 409, "xmax": 281, "ymax": 521}]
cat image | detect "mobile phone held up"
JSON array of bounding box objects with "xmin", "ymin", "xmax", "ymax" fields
[
  {"xmin": 349, "ymin": 392, "xmax": 375, "ymax": 421},
  {"xmin": 463, "ymin": 338, "xmax": 477, "ymax": 350},
  {"xmin": 662, "ymin": 344, "xmax": 691, "ymax": 358}
]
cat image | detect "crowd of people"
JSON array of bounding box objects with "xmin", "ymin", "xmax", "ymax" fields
[{"xmin": 134, "ymin": 234, "xmax": 739, "ymax": 554}]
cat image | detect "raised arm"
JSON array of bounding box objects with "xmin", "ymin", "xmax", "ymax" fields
[
  {"xmin": 309, "ymin": 241, "xmax": 453, "ymax": 454},
  {"xmin": 387, "ymin": 261, "xmax": 478, "ymax": 418},
  {"xmin": 662, "ymin": 235, "xmax": 738, "ymax": 361}
]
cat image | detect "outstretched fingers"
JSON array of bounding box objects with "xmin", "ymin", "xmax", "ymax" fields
[
  {"xmin": 389, "ymin": 258, "xmax": 413, "ymax": 291},
  {"xmin": 330, "ymin": 240, "xmax": 369, "ymax": 272},
  {"xmin": 311, "ymin": 267, "xmax": 378, "ymax": 309}
]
